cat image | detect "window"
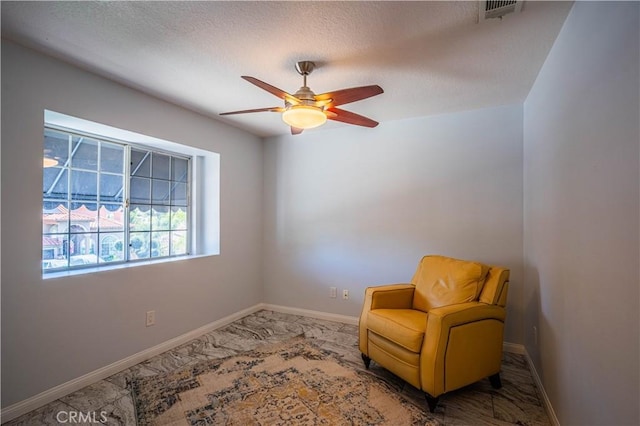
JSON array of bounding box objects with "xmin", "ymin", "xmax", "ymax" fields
[
  {"xmin": 128, "ymin": 148, "xmax": 189, "ymax": 259},
  {"xmin": 42, "ymin": 127, "xmax": 191, "ymax": 272}
]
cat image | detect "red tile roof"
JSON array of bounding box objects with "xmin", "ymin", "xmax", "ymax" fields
[
  {"xmin": 42, "ymin": 236, "xmax": 62, "ymax": 246},
  {"xmin": 43, "ymin": 204, "xmax": 123, "ymax": 230}
]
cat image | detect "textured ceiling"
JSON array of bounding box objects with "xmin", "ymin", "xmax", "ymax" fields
[{"xmin": 1, "ymin": 1, "xmax": 573, "ymax": 137}]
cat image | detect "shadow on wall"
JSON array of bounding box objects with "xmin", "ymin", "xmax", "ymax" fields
[
  {"xmin": 524, "ymin": 265, "xmax": 557, "ymax": 383},
  {"xmin": 525, "ymin": 264, "xmax": 541, "ymax": 362}
]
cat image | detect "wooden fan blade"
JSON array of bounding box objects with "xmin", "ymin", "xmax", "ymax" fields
[
  {"xmin": 291, "ymin": 127, "xmax": 304, "ymax": 135},
  {"xmin": 326, "ymin": 107, "xmax": 379, "ymax": 128},
  {"xmin": 220, "ymin": 107, "xmax": 284, "ymax": 116},
  {"xmin": 315, "ymin": 85, "xmax": 383, "ymax": 108},
  {"xmin": 242, "ymin": 76, "xmax": 300, "ymax": 105}
]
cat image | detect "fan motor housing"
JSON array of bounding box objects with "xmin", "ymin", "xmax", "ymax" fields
[{"xmin": 292, "ymin": 86, "xmax": 317, "ymax": 103}]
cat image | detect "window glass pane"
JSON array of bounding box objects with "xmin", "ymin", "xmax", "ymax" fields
[
  {"xmin": 44, "ymin": 168, "xmax": 68, "ymax": 199},
  {"xmin": 152, "ymin": 180, "xmax": 171, "ymax": 205},
  {"xmin": 151, "ymin": 231, "xmax": 170, "ymax": 257},
  {"xmin": 171, "ymin": 231, "xmax": 187, "ymax": 255},
  {"xmin": 129, "ymin": 232, "xmax": 150, "ymax": 259},
  {"xmin": 131, "ymin": 149, "xmax": 151, "ymax": 177},
  {"xmin": 99, "ymin": 204, "xmax": 124, "ymax": 232},
  {"xmin": 172, "ymin": 157, "xmax": 188, "ymax": 182},
  {"xmin": 42, "ymin": 234, "xmax": 68, "ymax": 269},
  {"xmin": 44, "ymin": 201, "xmax": 69, "ymax": 233},
  {"xmin": 100, "ymin": 174, "xmax": 124, "ymax": 202},
  {"xmin": 152, "ymin": 153, "xmax": 170, "ymax": 180},
  {"xmin": 69, "ymin": 233, "xmax": 98, "ymax": 261},
  {"xmin": 152, "ymin": 206, "xmax": 170, "ymax": 231},
  {"xmin": 71, "ymin": 137, "xmax": 98, "ymax": 170},
  {"xmin": 101, "ymin": 143, "xmax": 124, "ymax": 173},
  {"xmin": 99, "ymin": 232, "xmax": 125, "ymax": 263},
  {"xmin": 71, "ymin": 170, "xmax": 98, "ymax": 201},
  {"xmin": 70, "ymin": 202, "xmax": 97, "ymax": 232},
  {"xmin": 44, "ymin": 200, "xmax": 67, "ymax": 211},
  {"xmin": 130, "ymin": 205, "xmax": 151, "ymax": 231},
  {"xmin": 171, "ymin": 182, "xmax": 187, "ymax": 206},
  {"xmin": 70, "ymin": 254, "xmax": 99, "ymax": 266},
  {"xmin": 100, "ymin": 142, "xmax": 124, "ymax": 174},
  {"xmin": 171, "ymin": 207, "xmax": 187, "ymax": 230},
  {"xmin": 130, "ymin": 177, "xmax": 151, "ymax": 204},
  {"xmin": 44, "ymin": 129, "xmax": 69, "ymax": 166}
]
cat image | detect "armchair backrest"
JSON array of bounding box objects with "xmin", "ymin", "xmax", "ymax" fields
[
  {"xmin": 479, "ymin": 266, "xmax": 510, "ymax": 307},
  {"xmin": 411, "ymin": 255, "xmax": 508, "ymax": 312}
]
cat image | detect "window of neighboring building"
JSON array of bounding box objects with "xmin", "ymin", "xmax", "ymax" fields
[{"xmin": 42, "ymin": 126, "xmax": 192, "ymax": 272}]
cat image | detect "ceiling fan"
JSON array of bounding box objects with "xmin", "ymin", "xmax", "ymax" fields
[{"xmin": 220, "ymin": 61, "xmax": 383, "ymax": 135}]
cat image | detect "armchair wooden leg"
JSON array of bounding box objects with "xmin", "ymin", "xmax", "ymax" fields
[
  {"xmin": 361, "ymin": 353, "xmax": 371, "ymax": 369},
  {"xmin": 424, "ymin": 393, "xmax": 439, "ymax": 413},
  {"xmin": 489, "ymin": 373, "xmax": 502, "ymax": 389}
]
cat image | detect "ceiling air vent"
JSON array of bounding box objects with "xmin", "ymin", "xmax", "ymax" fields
[{"xmin": 479, "ymin": 0, "xmax": 523, "ymax": 21}]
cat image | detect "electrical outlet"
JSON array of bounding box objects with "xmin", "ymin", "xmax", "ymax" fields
[
  {"xmin": 146, "ymin": 310, "xmax": 156, "ymax": 327},
  {"xmin": 533, "ymin": 326, "xmax": 538, "ymax": 346},
  {"xmin": 329, "ymin": 287, "xmax": 337, "ymax": 298},
  {"xmin": 342, "ymin": 289, "xmax": 349, "ymax": 300}
]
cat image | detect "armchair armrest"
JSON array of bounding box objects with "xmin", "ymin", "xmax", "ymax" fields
[
  {"xmin": 359, "ymin": 284, "xmax": 415, "ymax": 355},
  {"xmin": 366, "ymin": 284, "xmax": 415, "ymax": 310},
  {"xmin": 427, "ymin": 302, "xmax": 506, "ymax": 328},
  {"xmin": 420, "ymin": 302, "xmax": 506, "ymax": 396}
]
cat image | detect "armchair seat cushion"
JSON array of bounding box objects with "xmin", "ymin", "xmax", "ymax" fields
[{"xmin": 367, "ymin": 309, "xmax": 427, "ymax": 353}]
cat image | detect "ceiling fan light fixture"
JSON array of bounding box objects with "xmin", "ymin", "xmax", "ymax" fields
[
  {"xmin": 221, "ymin": 61, "xmax": 382, "ymax": 133},
  {"xmin": 282, "ymin": 105, "xmax": 327, "ymax": 130}
]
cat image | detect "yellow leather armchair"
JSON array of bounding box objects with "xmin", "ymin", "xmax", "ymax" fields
[{"xmin": 359, "ymin": 255, "xmax": 509, "ymax": 412}]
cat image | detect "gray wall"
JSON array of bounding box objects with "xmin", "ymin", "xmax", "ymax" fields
[
  {"xmin": 1, "ymin": 41, "xmax": 264, "ymax": 406},
  {"xmin": 263, "ymin": 104, "xmax": 525, "ymax": 344},
  {"xmin": 523, "ymin": 2, "xmax": 639, "ymax": 425}
]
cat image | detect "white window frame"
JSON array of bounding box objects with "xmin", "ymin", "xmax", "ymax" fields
[{"xmin": 42, "ymin": 110, "xmax": 220, "ymax": 278}]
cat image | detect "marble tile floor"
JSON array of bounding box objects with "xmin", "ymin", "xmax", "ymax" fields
[{"xmin": 3, "ymin": 310, "xmax": 551, "ymax": 425}]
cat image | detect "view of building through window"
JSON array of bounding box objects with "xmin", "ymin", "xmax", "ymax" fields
[{"xmin": 42, "ymin": 127, "xmax": 190, "ymax": 272}]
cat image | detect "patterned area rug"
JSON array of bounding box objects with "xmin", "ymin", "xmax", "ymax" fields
[{"xmin": 130, "ymin": 336, "xmax": 433, "ymax": 425}]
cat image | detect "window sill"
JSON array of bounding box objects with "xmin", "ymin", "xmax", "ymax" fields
[{"xmin": 42, "ymin": 253, "xmax": 217, "ymax": 280}]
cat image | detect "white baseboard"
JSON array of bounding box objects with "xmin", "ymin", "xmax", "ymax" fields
[
  {"xmin": 502, "ymin": 342, "xmax": 558, "ymax": 425},
  {"xmin": 501, "ymin": 342, "xmax": 558, "ymax": 424},
  {"xmin": 0, "ymin": 303, "xmax": 264, "ymax": 423},
  {"xmin": 261, "ymin": 303, "xmax": 359, "ymax": 325},
  {"xmin": 523, "ymin": 348, "xmax": 560, "ymax": 426},
  {"xmin": 1, "ymin": 303, "xmax": 558, "ymax": 426},
  {"xmin": 503, "ymin": 341, "xmax": 526, "ymax": 354}
]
